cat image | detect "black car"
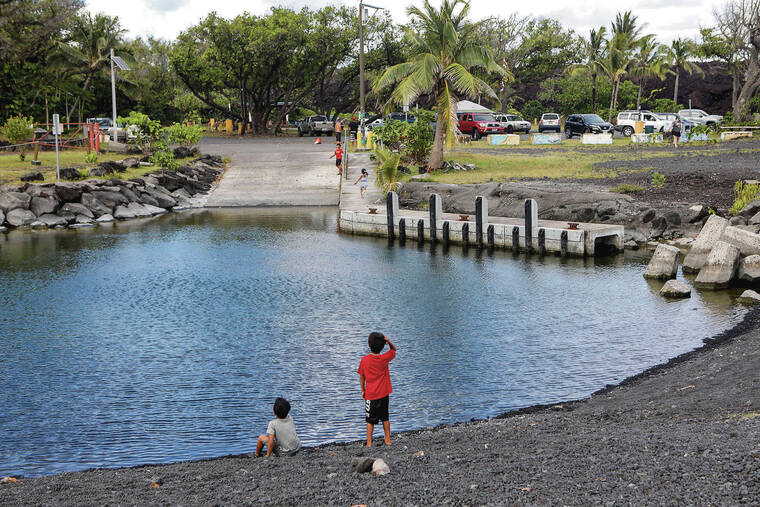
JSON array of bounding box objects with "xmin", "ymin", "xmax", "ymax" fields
[{"xmin": 564, "ymin": 114, "xmax": 613, "ymax": 138}]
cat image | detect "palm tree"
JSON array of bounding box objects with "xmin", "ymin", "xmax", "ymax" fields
[
  {"xmin": 667, "ymin": 38, "xmax": 703, "ymax": 104},
  {"xmin": 599, "ymin": 31, "xmax": 635, "ymax": 120},
  {"xmin": 569, "ymin": 27, "xmax": 607, "ymax": 114},
  {"xmin": 373, "ymin": 0, "xmax": 507, "ymax": 171},
  {"xmin": 53, "ymin": 13, "xmax": 131, "ymax": 113},
  {"xmin": 631, "ymin": 35, "xmax": 669, "ymax": 110}
]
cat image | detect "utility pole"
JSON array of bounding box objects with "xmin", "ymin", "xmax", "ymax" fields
[
  {"xmin": 359, "ymin": 0, "xmax": 365, "ymax": 121},
  {"xmin": 111, "ymin": 48, "xmax": 117, "ymax": 142}
]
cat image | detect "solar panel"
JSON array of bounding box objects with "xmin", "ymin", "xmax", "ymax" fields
[{"xmin": 112, "ymin": 56, "xmax": 130, "ymax": 71}]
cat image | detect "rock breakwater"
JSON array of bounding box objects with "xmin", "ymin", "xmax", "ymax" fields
[{"xmin": 0, "ymin": 154, "xmax": 223, "ymax": 231}]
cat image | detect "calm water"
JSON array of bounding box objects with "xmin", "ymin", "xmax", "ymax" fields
[{"xmin": 0, "ymin": 209, "xmax": 746, "ymax": 477}]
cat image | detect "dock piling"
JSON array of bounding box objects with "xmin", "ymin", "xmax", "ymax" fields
[
  {"xmin": 398, "ymin": 218, "xmax": 406, "ymax": 243},
  {"xmin": 430, "ymin": 194, "xmax": 441, "ymax": 243},
  {"xmin": 475, "ymin": 196, "xmax": 488, "ymax": 246},
  {"xmin": 525, "ymin": 199, "xmax": 538, "ymax": 252}
]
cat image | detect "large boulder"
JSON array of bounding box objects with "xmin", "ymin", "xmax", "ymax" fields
[
  {"xmin": 30, "ymin": 196, "xmax": 59, "ymax": 216},
  {"xmin": 0, "ymin": 209, "xmax": 4, "ymax": 225},
  {"xmin": 685, "ymin": 205, "xmax": 708, "ymax": 224},
  {"xmin": 20, "ymin": 171, "xmax": 44, "ymax": 182},
  {"xmin": 54, "ymin": 183, "xmax": 83, "ymax": 203},
  {"xmin": 5, "ymin": 208, "xmax": 37, "ymax": 227},
  {"xmin": 59, "ymin": 167, "xmax": 82, "ymax": 180},
  {"xmin": 193, "ymin": 153, "xmax": 223, "ymax": 167},
  {"xmin": 92, "ymin": 190, "xmax": 129, "ymax": 208},
  {"xmin": 7, "ymin": 191, "xmax": 30, "ymax": 210},
  {"xmin": 37, "ymin": 213, "xmax": 68, "ymax": 227},
  {"xmin": 98, "ymin": 160, "xmax": 126, "ymax": 173},
  {"xmin": 643, "ymin": 244, "xmax": 681, "ymax": 280},
  {"xmin": 80, "ymin": 193, "xmax": 112, "ymax": 217},
  {"xmin": 119, "ymin": 185, "xmax": 142, "ymax": 203},
  {"xmin": 694, "ymin": 241, "xmax": 741, "ymax": 289},
  {"xmin": 142, "ymin": 203, "xmax": 168, "ymax": 216},
  {"xmin": 26, "ymin": 185, "xmax": 57, "ymax": 199},
  {"xmin": 139, "ymin": 193, "xmax": 160, "ymax": 207},
  {"xmin": 660, "ymin": 279, "xmax": 691, "ymax": 298},
  {"xmin": 113, "ymin": 205, "xmax": 137, "ymax": 220},
  {"xmin": 126, "ymin": 202, "xmax": 152, "ymax": 218},
  {"xmin": 738, "ymin": 290, "xmax": 760, "ymax": 304},
  {"xmin": 719, "ymin": 226, "xmax": 760, "ymax": 256},
  {"xmin": 173, "ymin": 146, "xmax": 198, "ymax": 159},
  {"xmin": 737, "ymin": 255, "xmax": 760, "ymax": 283},
  {"xmin": 60, "ymin": 202, "xmax": 94, "ymax": 218},
  {"xmin": 648, "ymin": 216, "xmax": 667, "ymax": 239},
  {"xmin": 96, "ymin": 214, "xmax": 114, "ymax": 223},
  {"xmin": 683, "ymin": 215, "xmax": 729, "ymax": 273},
  {"xmin": 142, "ymin": 186, "xmax": 177, "ymax": 208},
  {"xmin": 739, "ymin": 199, "xmax": 760, "ymax": 218},
  {"xmin": 0, "ymin": 191, "xmax": 27, "ymax": 212},
  {"xmin": 121, "ymin": 157, "xmax": 140, "ymax": 168}
]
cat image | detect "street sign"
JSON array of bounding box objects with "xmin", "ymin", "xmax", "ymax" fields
[
  {"xmin": 52, "ymin": 114, "xmax": 62, "ymax": 135},
  {"xmin": 52, "ymin": 114, "xmax": 61, "ymax": 181}
]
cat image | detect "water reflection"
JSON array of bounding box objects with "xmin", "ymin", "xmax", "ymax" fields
[{"xmin": 0, "ymin": 208, "xmax": 746, "ymax": 477}]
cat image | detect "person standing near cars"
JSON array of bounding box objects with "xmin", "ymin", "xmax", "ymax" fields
[
  {"xmin": 335, "ymin": 118, "xmax": 342, "ymax": 143},
  {"xmin": 670, "ymin": 117, "xmax": 682, "ymax": 148}
]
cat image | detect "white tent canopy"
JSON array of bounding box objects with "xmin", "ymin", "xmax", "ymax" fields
[{"xmin": 456, "ymin": 100, "xmax": 493, "ymax": 113}]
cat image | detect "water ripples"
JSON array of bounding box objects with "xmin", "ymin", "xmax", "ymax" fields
[{"xmin": 0, "ymin": 208, "xmax": 746, "ymax": 476}]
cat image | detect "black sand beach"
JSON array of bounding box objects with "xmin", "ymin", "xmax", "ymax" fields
[{"xmin": 2, "ymin": 310, "xmax": 759, "ymax": 505}]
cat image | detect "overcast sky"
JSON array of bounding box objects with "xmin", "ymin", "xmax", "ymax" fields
[{"xmin": 88, "ymin": 0, "xmax": 725, "ymax": 43}]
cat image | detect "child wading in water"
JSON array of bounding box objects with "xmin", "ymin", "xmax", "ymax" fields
[
  {"xmin": 358, "ymin": 332, "xmax": 397, "ymax": 446},
  {"xmin": 255, "ymin": 397, "xmax": 301, "ymax": 457},
  {"xmin": 329, "ymin": 142, "xmax": 343, "ymax": 175},
  {"xmin": 354, "ymin": 168, "xmax": 369, "ymax": 198}
]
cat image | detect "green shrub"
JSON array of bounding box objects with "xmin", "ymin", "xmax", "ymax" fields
[
  {"xmin": 373, "ymin": 145, "xmax": 402, "ymax": 194},
  {"xmin": 690, "ymin": 124, "xmax": 712, "ymax": 136},
  {"xmin": 150, "ymin": 149, "xmax": 179, "ymax": 171},
  {"xmin": 119, "ymin": 111, "xmax": 165, "ymax": 155},
  {"xmin": 84, "ymin": 152, "xmax": 98, "ymax": 164},
  {"xmin": 405, "ymin": 112, "xmax": 434, "ymax": 165},
  {"xmin": 610, "ymin": 184, "xmax": 645, "ymax": 194},
  {"xmin": 730, "ymin": 180, "xmax": 760, "ymax": 216},
  {"xmin": 373, "ymin": 120, "xmax": 409, "ymax": 151},
  {"xmin": 1, "ymin": 115, "xmax": 34, "ymax": 160},
  {"xmin": 651, "ymin": 171, "xmax": 665, "ymax": 189},
  {"xmin": 167, "ymin": 122, "xmax": 203, "ymax": 146}
]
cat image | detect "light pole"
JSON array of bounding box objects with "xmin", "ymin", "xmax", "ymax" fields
[
  {"xmin": 110, "ymin": 49, "xmax": 130, "ymax": 142},
  {"xmin": 358, "ymin": 1, "xmax": 383, "ymax": 128}
]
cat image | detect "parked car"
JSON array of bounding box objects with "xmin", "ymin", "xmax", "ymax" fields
[
  {"xmin": 615, "ymin": 110, "xmax": 672, "ymax": 137},
  {"xmin": 387, "ymin": 112, "xmax": 416, "ymax": 124},
  {"xmin": 367, "ymin": 118, "xmax": 385, "ymax": 130},
  {"xmin": 564, "ymin": 114, "xmax": 614, "ymax": 138},
  {"xmin": 494, "ymin": 114, "xmax": 531, "ymax": 134},
  {"xmin": 656, "ymin": 113, "xmax": 696, "ymax": 133},
  {"xmin": 538, "ymin": 113, "xmax": 561, "ymax": 133},
  {"xmin": 298, "ymin": 116, "xmax": 333, "ymax": 136},
  {"xmin": 457, "ymin": 112, "xmax": 503, "ymax": 140},
  {"xmin": 678, "ymin": 109, "xmax": 723, "ymax": 127}
]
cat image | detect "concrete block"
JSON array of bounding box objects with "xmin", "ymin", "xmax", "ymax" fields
[
  {"xmin": 737, "ymin": 254, "xmax": 760, "ymax": 283},
  {"xmin": 532, "ymin": 133, "xmax": 562, "ymax": 145},
  {"xmin": 683, "ymin": 215, "xmax": 729, "ymax": 273},
  {"xmin": 719, "ymin": 225, "xmax": 760, "ymax": 256},
  {"xmin": 581, "ymin": 133, "xmax": 613, "ymax": 145},
  {"xmin": 694, "ymin": 241, "xmax": 741, "ymax": 289},
  {"xmin": 488, "ymin": 134, "xmax": 519, "ymax": 145},
  {"xmin": 643, "ymin": 244, "xmax": 681, "ymax": 280},
  {"xmin": 721, "ymin": 131, "xmax": 752, "ymax": 141},
  {"xmin": 660, "ymin": 279, "xmax": 691, "ymax": 298}
]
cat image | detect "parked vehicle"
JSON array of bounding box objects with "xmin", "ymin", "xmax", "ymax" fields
[
  {"xmin": 457, "ymin": 112, "xmax": 503, "ymax": 140},
  {"xmin": 538, "ymin": 113, "xmax": 561, "ymax": 133},
  {"xmin": 494, "ymin": 114, "xmax": 531, "ymax": 134},
  {"xmin": 615, "ymin": 110, "xmax": 672, "ymax": 137},
  {"xmin": 564, "ymin": 114, "xmax": 614, "ymax": 138},
  {"xmin": 298, "ymin": 116, "xmax": 333, "ymax": 137},
  {"xmin": 387, "ymin": 112, "xmax": 416, "ymax": 124},
  {"xmin": 655, "ymin": 113, "xmax": 695, "ymax": 133},
  {"xmin": 367, "ymin": 118, "xmax": 385, "ymax": 130},
  {"xmin": 678, "ymin": 109, "xmax": 723, "ymax": 127}
]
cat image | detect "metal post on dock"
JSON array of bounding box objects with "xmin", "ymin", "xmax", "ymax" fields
[
  {"xmin": 560, "ymin": 230, "xmax": 568, "ymax": 257},
  {"xmin": 430, "ymin": 194, "xmax": 442, "ymax": 243},
  {"xmin": 475, "ymin": 196, "xmax": 488, "ymax": 246},
  {"xmin": 417, "ymin": 220, "xmax": 425, "ymax": 245},
  {"xmin": 512, "ymin": 226, "xmax": 520, "ymax": 252},
  {"xmin": 386, "ymin": 191, "xmax": 398, "ymax": 240},
  {"xmin": 538, "ymin": 228, "xmax": 546, "ymax": 256},
  {"xmin": 442, "ymin": 221, "xmax": 450, "ymax": 246},
  {"xmin": 487, "ymin": 225, "xmax": 495, "ymax": 247},
  {"xmin": 398, "ymin": 218, "xmax": 406, "ymax": 243},
  {"xmin": 524, "ymin": 199, "xmax": 538, "ymax": 252},
  {"xmin": 462, "ymin": 222, "xmax": 469, "ymax": 246}
]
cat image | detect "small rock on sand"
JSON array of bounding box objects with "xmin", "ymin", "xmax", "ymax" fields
[
  {"xmin": 660, "ymin": 280, "xmax": 692, "ymax": 298},
  {"xmin": 371, "ymin": 459, "xmax": 390, "ymax": 476}
]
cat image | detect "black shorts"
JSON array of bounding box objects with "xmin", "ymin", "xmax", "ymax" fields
[
  {"xmin": 335, "ymin": 158, "xmax": 342, "ymax": 167},
  {"xmin": 336, "ymin": 132, "xmax": 342, "ymax": 142},
  {"xmin": 365, "ymin": 395, "xmax": 389, "ymax": 424}
]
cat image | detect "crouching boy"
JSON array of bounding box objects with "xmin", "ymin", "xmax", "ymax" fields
[{"xmin": 255, "ymin": 397, "xmax": 301, "ymax": 457}]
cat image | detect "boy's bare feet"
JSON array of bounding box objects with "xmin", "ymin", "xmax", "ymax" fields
[{"xmin": 384, "ymin": 439, "xmax": 392, "ymax": 446}]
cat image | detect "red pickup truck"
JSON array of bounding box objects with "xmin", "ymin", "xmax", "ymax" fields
[{"xmin": 457, "ymin": 113, "xmax": 504, "ymax": 140}]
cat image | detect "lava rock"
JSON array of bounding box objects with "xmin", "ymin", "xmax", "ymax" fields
[
  {"xmin": 0, "ymin": 209, "xmax": 4, "ymax": 225},
  {"xmin": 142, "ymin": 187, "xmax": 177, "ymax": 208},
  {"xmin": 59, "ymin": 167, "xmax": 82, "ymax": 180},
  {"xmin": 121, "ymin": 157, "xmax": 140, "ymax": 168},
  {"xmin": 739, "ymin": 199, "xmax": 760, "ymax": 218},
  {"xmin": 74, "ymin": 214, "xmax": 94, "ymax": 224},
  {"xmin": 54, "ymin": 183, "xmax": 84, "ymax": 203},
  {"xmin": 96, "ymin": 214, "xmax": 114, "ymax": 223},
  {"xmin": 351, "ymin": 457, "xmax": 376, "ymax": 474},
  {"xmin": 7, "ymin": 191, "xmax": 31, "ymax": 210},
  {"xmin": 30, "ymin": 196, "xmax": 59, "ymax": 216},
  {"xmin": 685, "ymin": 205, "xmax": 708, "ymax": 224},
  {"xmin": 649, "ymin": 216, "xmax": 667, "ymax": 239},
  {"xmin": 141, "ymin": 204, "xmax": 168, "ymax": 216},
  {"xmin": 119, "ymin": 186, "xmax": 142, "ymax": 203},
  {"xmin": 665, "ymin": 211, "xmax": 682, "ymax": 226},
  {"xmin": 80, "ymin": 193, "xmax": 112, "ymax": 217},
  {"xmin": 126, "ymin": 202, "xmax": 152, "ymax": 218},
  {"xmin": 98, "ymin": 161, "xmax": 126, "ymax": 173},
  {"xmin": 660, "ymin": 279, "xmax": 692, "ymax": 298},
  {"xmin": 173, "ymin": 146, "xmax": 198, "ymax": 159},
  {"xmin": 624, "ymin": 240, "xmax": 639, "ymax": 250},
  {"xmin": 641, "ymin": 209, "xmax": 656, "ymax": 223},
  {"xmin": 738, "ymin": 289, "xmax": 760, "ymax": 304},
  {"xmin": 60, "ymin": 202, "xmax": 94, "ymax": 219},
  {"xmin": 737, "ymin": 255, "xmax": 760, "ymax": 283},
  {"xmin": 731, "ymin": 215, "xmax": 749, "ymax": 226},
  {"xmin": 5, "ymin": 208, "xmax": 37, "ymax": 227},
  {"xmin": 37, "ymin": 213, "xmax": 68, "ymax": 227},
  {"xmin": 574, "ymin": 207, "xmax": 595, "ymax": 223},
  {"xmin": 113, "ymin": 205, "xmax": 137, "ymax": 220},
  {"xmin": 20, "ymin": 171, "xmax": 44, "ymax": 182},
  {"xmin": 26, "ymin": 185, "xmax": 57, "ymax": 199},
  {"xmin": 92, "ymin": 191, "xmax": 129, "ymax": 208}
]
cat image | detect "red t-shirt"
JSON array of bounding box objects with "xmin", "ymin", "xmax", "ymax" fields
[
  {"xmin": 334, "ymin": 148, "xmax": 343, "ymax": 160},
  {"xmin": 357, "ymin": 349, "xmax": 396, "ymax": 400}
]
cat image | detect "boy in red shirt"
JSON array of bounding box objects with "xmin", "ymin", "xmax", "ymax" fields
[
  {"xmin": 357, "ymin": 332, "xmax": 397, "ymax": 446},
  {"xmin": 329, "ymin": 142, "xmax": 343, "ymax": 175}
]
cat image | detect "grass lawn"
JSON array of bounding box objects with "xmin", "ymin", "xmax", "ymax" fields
[
  {"xmin": 0, "ymin": 150, "xmax": 195, "ymax": 186},
  {"xmin": 422, "ymin": 135, "xmax": 760, "ymax": 185}
]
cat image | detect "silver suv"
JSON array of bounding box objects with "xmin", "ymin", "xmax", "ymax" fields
[
  {"xmin": 494, "ymin": 114, "xmax": 531, "ymax": 134},
  {"xmin": 615, "ymin": 110, "xmax": 672, "ymax": 137},
  {"xmin": 538, "ymin": 113, "xmax": 560, "ymax": 133},
  {"xmin": 678, "ymin": 109, "xmax": 723, "ymax": 127}
]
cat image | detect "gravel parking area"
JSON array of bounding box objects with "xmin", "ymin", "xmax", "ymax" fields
[{"xmin": 3, "ymin": 311, "xmax": 758, "ymax": 505}]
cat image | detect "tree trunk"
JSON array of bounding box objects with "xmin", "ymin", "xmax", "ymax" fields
[
  {"xmin": 734, "ymin": 28, "xmax": 760, "ymax": 120},
  {"xmin": 428, "ymin": 110, "xmax": 446, "ymax": 171},
  {"xmin": 591, "ymin": 73, "xmax": 597, "ymax": 114},
  {"xmin": 608, "ymin": 80, "xmax": 616, "ymax": 122},
  {"xmin": 673, "ymin": 70, "xmax": 680, "ymax": 104},
  {"xmin": 636, "ymin": 80, "xmax": 642, "ymax": 110},
  {"xmin": 732, "ymin": 70, "xmax": 739, "ymax": 109}
]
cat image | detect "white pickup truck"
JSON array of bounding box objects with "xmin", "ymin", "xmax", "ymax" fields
[
  {"xmin": 494, "ymin": 114, "xmax": 531, "ymax": 134},
  {"xmin": 298, "ymin": 116, "xmax": 333, "ymax": 137},
  {"xmin": 678, "ymin": 109, "xmax": 723, "ymax": 127}
]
